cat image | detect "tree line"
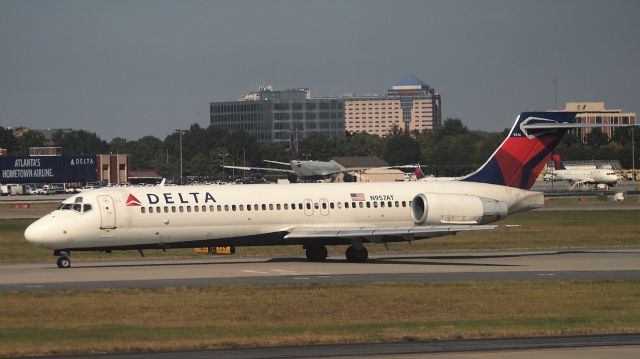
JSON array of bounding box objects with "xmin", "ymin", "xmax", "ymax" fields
[{"xmin": 1, "ymin": 119, "xmax": 638, "ymax": 178}]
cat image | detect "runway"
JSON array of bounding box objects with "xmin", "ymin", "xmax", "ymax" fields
[
  {"xmin": 28, "ymin": 334, "xmax": 640, "ymax": 358},
  {"xmin": 2, "ymin": 249, "xmax": 639, "ymax": 292}
]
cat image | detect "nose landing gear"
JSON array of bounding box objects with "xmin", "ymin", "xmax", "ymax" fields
[{"xmin": 54, "ymin": 250, "xmax": 71, "ymax": 269}]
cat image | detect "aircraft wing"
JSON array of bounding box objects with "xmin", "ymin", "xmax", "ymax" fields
[
  {"xmin": 222, "ymin": 165, "xmax": 294, "ymax": 174},
  {"xmin": 285, "ymin": 224, "xmax": 497, "ymax": 241},
  {"xmin": 263, "ymin": 160, "xmax": 291, "ymax": 166}
]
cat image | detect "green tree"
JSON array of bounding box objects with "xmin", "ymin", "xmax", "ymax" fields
[
  {"xmin": 16, "ymin": 131, "xmax": 46, "ymax": 155},
  {"xmin": 53, "ymin": 130, "xmax": 109, "ymax": 155},
  {"xmin": 383, "ymin": 128, "xmax": 421, "ymax": 165},
  {"xmin": 0, "ymin": 127, "xmax": 18, "ymax": 154}
]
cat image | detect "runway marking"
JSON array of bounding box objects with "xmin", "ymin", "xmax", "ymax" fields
[
  {"xmin": 293, "ymin": 277, "xmax": 310, "ymax": 280},
  {"xmin": 24, "ymin": 285, "xmax": 43, "ymax": 288},
  {"xmin": 241, "ymin": 270, "xmax": 269, "ymax": 274},
  {"xmin": 271, "ymin": 269, "xmax": 297, "ymax": 274},
  {"xmin": 537, "ymin": 273, "xmax": 557, "ymax": 276}
]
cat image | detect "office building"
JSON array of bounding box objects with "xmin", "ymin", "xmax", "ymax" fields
[
  {"xmin": 210, "ymin": 86, "xmax": 344, "ymax": 145},
  {"xmin": 558, "ymin": 102, "xmax": 636, "ymax": 142},
  {"xmin": 344, "ymin": 75, "xmax": 441, "ymax": 136}
]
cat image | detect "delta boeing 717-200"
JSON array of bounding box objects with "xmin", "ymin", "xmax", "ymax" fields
[{"xmin": 27, "ymin": 111, "xmax": 593, "ymax": 268}]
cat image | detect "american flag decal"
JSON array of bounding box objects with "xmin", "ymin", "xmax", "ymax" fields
[{"xmin": 350, "ymin": 193, "xmax": 365, "ymax": 201}]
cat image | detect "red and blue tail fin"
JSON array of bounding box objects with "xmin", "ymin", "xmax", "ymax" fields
[
  {"xmin": 551, "ymin": 152, "xmax": 566, "ymax": 170},
  {"xmin": 462, "ymin": 112, "xmax": 577, "ymax": 190}
]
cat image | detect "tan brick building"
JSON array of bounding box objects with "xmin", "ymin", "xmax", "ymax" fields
[
  {"xmin": 557, "ymin": 102, "xmax": 636, "ymax": 142},
  {"xmin": 344, "ymin": 75, "xmax": 441, "ymax": 136}
]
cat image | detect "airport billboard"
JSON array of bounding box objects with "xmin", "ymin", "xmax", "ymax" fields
[{"xmin": 0, "ymin": 156, "xmax": 98, "ymax": 183}]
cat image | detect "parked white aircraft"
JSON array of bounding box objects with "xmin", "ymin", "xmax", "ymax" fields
[
  {"xmin": 549, "ymin": 153, "xmax": 618, "ymax": 187},
  {"xmin": 26, "ymin": 111, "xmax": 582, "ymax": 268},
  {"xmin": 224, "ymin": 159, "xmax": 341, "ymax": 183},
  {"xmin": 223, "ymin": 135, "xmax": 341, "ymax": 182}
]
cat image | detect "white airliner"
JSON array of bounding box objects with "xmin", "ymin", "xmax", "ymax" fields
[
  {"xmin": 548, "ymin": 153, "xmax": 618, "ymax": 187},
  {"xmin": 224, "ymin": 159, "xmax": 341, "ymax": 183},
  {"xmin": 26, "ymin": 111, "xmax": 584, "ymax": 268}
]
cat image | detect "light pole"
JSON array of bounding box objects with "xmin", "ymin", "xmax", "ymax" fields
[
  {"xmin": 175, "ymin": 130, "xmax": 184, "ymax": 185},
  {"xmin": 302, "ymin": 153, "xmax": 311, "ymax": 161}
]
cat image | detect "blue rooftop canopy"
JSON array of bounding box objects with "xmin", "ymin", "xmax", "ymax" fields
[{"xmin": 394, "ymin": 74, "xmax": 429, "ymax": 88}]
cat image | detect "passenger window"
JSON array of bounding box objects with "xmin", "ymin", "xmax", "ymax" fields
[
  {"xmin": 202, "ymin": 205, "xmax": 206, "ymax": 212},
  {"xmin": 179, "ymin": 206, "xmax": 184, "ymax": 213},
  {"xmin": 238, "ymin": 205, "xmax": 243, "ymax": 211},
  {"xmin": 156, "ymin": 206, "xmax": 161, "ymax": 213},
  {"xmin": 232, "ymin": 205, "xmax": 236, "ymax": 211},
  {"xmin": 388, "ymin": 201, "xmax": 392, "ymax": 208},
  {"xmin": 262, "ymin": 204, "xmax": 266, "ymax": 210},
  {"xmin": 322, "ymin": 203, "xmax": 327, "ymax": 209},
  {"xmin": 337, "ymin": 202, "xmax": 342, "ymax": 209},
  {"xmin": 276, "ymin": 204, "xmax": 281, "ymax": 210},
  {"xmin": 409, "ymin": 201, "xmax": 412, "ymax": 207},
  {"xmin": 194, "ymin": 206, "xmax": 199, "ymax": 212},
  {"xmin": 298, "ymin": 203, "xmax": 303, "ymax": 210},
  {"xmin": 284, "ymin": 203, "xmax": 289, "ymax": 210},
  {"xmin": 291, "ymin": 203, "xmax": 295, "ymax": 209},
  {"xmin": 395, "ymin": 201, "xmax": 399, "ymax": 207},
  {"xmin": 187, "ymin": 206, "xmax": 191, "ymax": 212},
  {"xmin": 402, "ymin": 201, "xmax": 407, "ymax": 207},
  {"xmin": 224, "ymin": 205, "xmax": 229, "ymax": 211},
  {"xmin": 141, "ymin": 207, "xmax": 146, "ymax": 214},
  {"xmin": 217, "ymin": 205, "xmax": 222, "ymax": 211},
  {"xmin": 254, "ymin": 204, "xmax": 259, "ymax": 211},
  {"xmin": 373, "ymin": 202, "xmax": 378, "ymax": 208},
  {"xmin": 306, "ymin": 203, "xmax": 311, "ymax": 210},
  {"xmin": 330, "ymin": 203, "xmax": 334, "ymax": 209},
  {"xmin": 164, "ymin": 206, "xmax": 169, "ymax": 213},
  {"xmin": 314, "ymin": 203, "xmax": 319, "ymax": 209},
  {"xmin": 358, "ymin": 202, "xmax": 363, "ymax": 208},
  {"xmin": 269, "ymin": 204, "xmax": 274, "ymax": 210},
  {"xmin": 210, "ymin": 205, "xmax": 214, "ymax": 212},
  {"xmin": 380, "ymin": 202, "xmax": 385, "ymax": 208},
  {"xmin": 172, "ymin": 206, "xmax": 176, "ymax": 213},
  {"xmin": 83, "ymin": 204, "xmax": 92, "ymax": 212},
  {"xmin": 247, "ymin": 204, "xmax": 251, "ymax": 211}
]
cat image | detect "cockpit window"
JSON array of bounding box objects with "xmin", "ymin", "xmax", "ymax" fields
[{"xmin": 58, "ymin": 199, "xmax": 92, "ymax": 213}]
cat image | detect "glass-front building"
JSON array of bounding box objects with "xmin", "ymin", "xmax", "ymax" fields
[{"xmin": 210, "ymin": 86, "xmax": 344, "ymax": 145}]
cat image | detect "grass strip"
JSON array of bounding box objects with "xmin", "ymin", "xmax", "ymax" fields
[{"xmin": 0, "ymin": 281, "xmax": 639, "ymax": 356}]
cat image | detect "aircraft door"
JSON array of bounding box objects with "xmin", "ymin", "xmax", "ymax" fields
[
  {"xmin": 303, "ymin": 199, "xmax": 314, "ymax": 216},
  {"xmin": 97, "ymin": 195, "xmax": 117, "ymax": 229},
  {"xmin": 319, "ymin": 198, "xmax": 329, "ymax": 216}
]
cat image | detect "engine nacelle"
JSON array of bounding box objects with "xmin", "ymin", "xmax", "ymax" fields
[{"xmin": 411, "ymin": 193, "xmax": 508, "ymax": 225}]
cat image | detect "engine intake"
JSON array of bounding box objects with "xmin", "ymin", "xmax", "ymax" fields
[{"xmin": 411, "ymin": 193, "xmax": 508, "ymax": 225}]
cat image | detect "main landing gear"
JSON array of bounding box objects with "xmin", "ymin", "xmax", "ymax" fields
[
  {"xmin": 345, "ymin": 245, "xmax": 368, "ymax": 263},
  {"xmin": 54, "ymin": 250, "xmax": 71, "ymax": 269},
  {"xmin": 303, "ymin": 244, "xmax": 369, "ymax": 263},
  {"xmin": 304, "ymin": 245, "xmax": 328, "ymax": 262}
]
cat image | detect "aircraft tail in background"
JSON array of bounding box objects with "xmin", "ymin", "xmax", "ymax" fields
[
  {"xmin": 551, "ymin": 152, "xmax": 567, "ymax": 170},
  {"xmin": 462, "ymin": 112, "xmax": 577, "ymax": 190}
]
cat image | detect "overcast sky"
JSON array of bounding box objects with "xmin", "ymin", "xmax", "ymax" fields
[{"xmin": 1, "ymin": 0, "xmax": 639, "ymax": 140}]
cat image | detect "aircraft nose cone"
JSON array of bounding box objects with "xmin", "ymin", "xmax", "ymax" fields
[{"xmin": 24, "ymin": 222, "xmax": 44, "ymax": 246}]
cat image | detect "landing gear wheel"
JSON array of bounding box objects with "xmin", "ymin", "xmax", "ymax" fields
[
  {"xmin": 305, "ymin": 245, "xmax": 328, "ymax": 262},
  {"xmin": 56, "ymin": 256, "xmax": 71, "ymax": 269},
  {"xmin": 345, "ymin": 245, "xmax": 368, "ymax": 263}
]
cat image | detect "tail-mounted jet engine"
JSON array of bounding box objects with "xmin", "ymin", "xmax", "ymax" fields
[{"xmin": 411, "ymin": 193, "xmax": 508, "ymax": 225}]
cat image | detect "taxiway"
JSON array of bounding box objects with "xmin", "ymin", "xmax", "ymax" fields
[{"xmin": 1, "ymin": 249, "xmax": 638, "ymax": 292}]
